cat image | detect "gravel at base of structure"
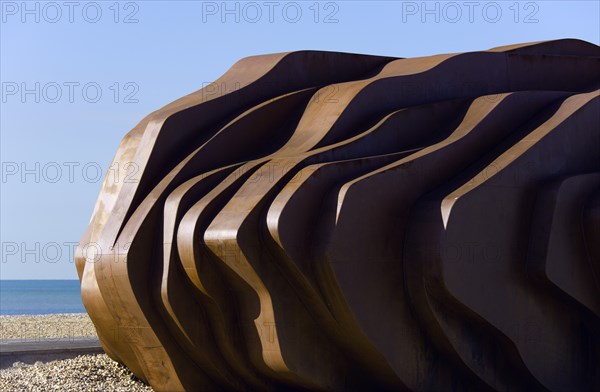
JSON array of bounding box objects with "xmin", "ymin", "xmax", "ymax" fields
[
  {"xmin": 0, "ymin": 354, "xmax": 154, "ymax": 391},
  {"xmin": 1, "ymin": 313, "xmax": 96, "ymax": 341}
]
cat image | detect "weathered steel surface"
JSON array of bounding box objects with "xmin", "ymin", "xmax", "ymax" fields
[{"xmin": 77, "ymin": 39, "xmax": 600, "ymax": 391}]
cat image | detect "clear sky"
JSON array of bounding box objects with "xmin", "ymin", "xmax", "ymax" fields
[{"xmin": 1, "ymin": 0, "xmax": 599, "ymax": 279}]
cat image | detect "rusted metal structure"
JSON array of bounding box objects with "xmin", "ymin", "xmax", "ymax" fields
[{"xmin": 77, "ymin": 39, "xmax": 600, "ymax": 391}]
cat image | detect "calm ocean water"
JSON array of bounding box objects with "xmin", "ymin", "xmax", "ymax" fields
[{"xmin": 0, "ymin": 280, "xmax": 85, "ymax": 315}]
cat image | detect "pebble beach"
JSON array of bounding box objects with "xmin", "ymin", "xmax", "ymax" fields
[
  {"xmin": 0, "ymin": 313, "xmax": 96, "ymax": 341},
  {"xmin": 0, "ymin": 313, "xmax": 154, "ymax": 391}
]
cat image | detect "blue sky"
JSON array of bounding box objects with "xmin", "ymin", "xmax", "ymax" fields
[{"xmin": 1, "ymin": 0, "xmax": 599, "ymax": 279}]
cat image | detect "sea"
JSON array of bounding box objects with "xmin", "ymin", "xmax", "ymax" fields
[{"xmin": 0, "ymin": 280, "xmax": 86, "ymax": 315}]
